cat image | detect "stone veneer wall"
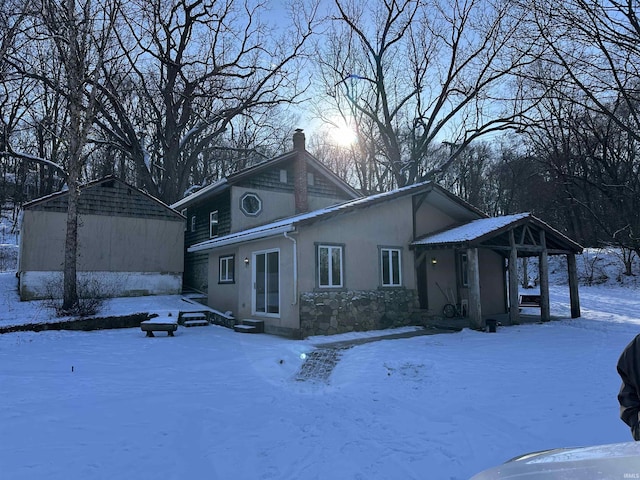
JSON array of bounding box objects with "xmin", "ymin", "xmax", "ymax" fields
[{"xmin": 299, "ymin": 289, "xmax": 420, "ymax": 338}]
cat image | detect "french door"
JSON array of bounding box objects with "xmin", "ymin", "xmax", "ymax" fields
[{"xmin": 253, "ymin": 249, "xmax": 280, "ymax": 316}]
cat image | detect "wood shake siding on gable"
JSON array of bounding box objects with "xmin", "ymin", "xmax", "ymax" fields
[
  {"xmin": 237, "ymin": 164, "xmax": 346, "ymax": 199},
  {"xmin": 27, "ymin": 180, "xmax": 182, "ymax": 222}
]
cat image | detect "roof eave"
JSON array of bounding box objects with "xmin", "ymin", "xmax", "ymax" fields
[
  {"xmin": 170, "ymin": 179, "xmax": 229, "ymax": 210},
  {"xmin": 188, "ymin": 224, "xmax": 295, "ymax": 252}
]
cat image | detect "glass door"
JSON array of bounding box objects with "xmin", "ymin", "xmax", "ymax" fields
[{"xmin": 253, "ymin": 250, "xmax": 279, "ymax": 316}]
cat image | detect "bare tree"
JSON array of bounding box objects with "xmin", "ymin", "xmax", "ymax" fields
[
  {"xmin": 95, "ymin": 0, "xmax": 318, "ymax": 203},
  {"xmin": 8, "ymin": 0, "xmax": 121, "ymax": 311},
  {"xmin": 313, "ymin": 0, "xmax": 540, "ymax": 189},
  {"xmin": 529, "ymin": 0, "xmax": 640, "ymax": 143}
]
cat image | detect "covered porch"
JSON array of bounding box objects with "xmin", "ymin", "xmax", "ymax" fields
[{"xmin": 411, "ymin": 213, "xmax": 584, "ymax": 330}]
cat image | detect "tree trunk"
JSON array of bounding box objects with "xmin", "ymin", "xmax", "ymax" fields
[{"xmin": 62, "ymin": 170, "xmax": 79, "ymax": 310}]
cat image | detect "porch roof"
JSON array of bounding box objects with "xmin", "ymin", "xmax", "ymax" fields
[{"xmin": 411, "ymin": 213, "xmax": 583, "ymax": 256}]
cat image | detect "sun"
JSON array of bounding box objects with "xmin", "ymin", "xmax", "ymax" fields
[{"xmin": 329, "ymin": 123, "xmax": 357, "ymax": 147}]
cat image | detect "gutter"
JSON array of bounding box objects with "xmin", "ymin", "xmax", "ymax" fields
[
  {"xmin": 284, "ymin": 231, "xmax": 298, "ymax": 305},
  {"xmin": 188, "ymin": 224, "xmax": 295, "ymax": 253}
]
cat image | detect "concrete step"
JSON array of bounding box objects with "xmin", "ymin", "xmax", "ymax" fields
[
  {"xmin": 233, "ymin": 319, "xmax": 265, "ymax": 334},
  {"xmin": 184, "ymin": 319, "xmax": 209, "ymax": 327},
  {"xmin": 241, "ymin": 319, "xmax": 264, "ymax": 333},
  {"xmin": 180, "ymin": 312, "xmax": 209, "ymax": 327},
  {"xmin": 233, "ymin": 324, "xmax": 257, "ymax": 333}
]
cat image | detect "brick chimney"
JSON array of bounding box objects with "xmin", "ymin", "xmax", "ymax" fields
[{"xmin": 293, "ymin": 129, "xmax": 308, "ymax": 214}]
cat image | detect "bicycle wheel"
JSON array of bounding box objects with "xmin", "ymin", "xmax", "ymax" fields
[{"xmin": 442, "ymin": 303, "xmax": 456, "ymax": 318}]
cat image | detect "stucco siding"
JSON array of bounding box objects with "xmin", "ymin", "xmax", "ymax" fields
[
  {"xmin": 421, "ymin": 248, "xmax": 506, "ymax": 316},
  {"xmin": 200, "ymin": 186, "xmax": 515, "ymax": 337},
  {"xmin": 424, "ymin": 249, "xmax": 458, "ymax": 314},
  {"xmin": 230, "ymin": 186, "xmax": 350, "ymax": 234},
  {"xmin": 207, "ymin": 248, "xmax": 240, "ymax": 316},
  {"xmin": 210, "ymin": 236, "xmax": 299, "ymax": 334},
  {"xmin": 414, "ymin": 201, "xmax": 461, "ymax": 238},
  {"xmin": 296, "ymin": 196, "xmax": 416, "ymax": 293}
]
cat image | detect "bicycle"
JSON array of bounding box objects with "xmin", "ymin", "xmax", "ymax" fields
[{"xmin": 442, "ymin": 302, "xmax": 465, "ymax": 318}]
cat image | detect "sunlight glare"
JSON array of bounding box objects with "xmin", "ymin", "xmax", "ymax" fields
[{"xmin": 329, "ymin": 123, "xmax": 357, "ymax": 147}]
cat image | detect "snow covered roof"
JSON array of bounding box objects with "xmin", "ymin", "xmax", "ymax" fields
[
  {"xmin": 411, "ymin": 212, "xmax": 583, "ymax": 254},
  {"xmin": 170, "ymin": 179, "xmax": 227, "ymax": 210},
  {"xmin": 411, "ymin": 213, "xmax": 531, "ymax": 246},
  {"xmin": 189, "ymin": 181, "xmax": 436, "ymax": 252}
]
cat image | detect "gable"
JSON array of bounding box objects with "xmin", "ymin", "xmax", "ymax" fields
[
  {"xmin": 24, "ymin": 178, "xmax": 183, "ymax": 222},
  {"xmin": 171, "ymin": 150, "xmax": 360, "ymax": 211},
  {"xmin": 234, "ymin": 156, "xmax": 354, "ymax": 201}
]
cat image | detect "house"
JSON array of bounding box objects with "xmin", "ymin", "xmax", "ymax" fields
[
  {"xmin": 18, "ymin": 176, "xmax": 185, "ymax": 300},
  {"xmin": 183, "ymin": 165, "xmax": 583, "ymax": 338},
  {"xmin": 171, "ymin": 129, "xmax": 583, "ymax": 338},
  {"xmin": 170, "ymin": 129, "xmax": 361, "ymax": 295}
]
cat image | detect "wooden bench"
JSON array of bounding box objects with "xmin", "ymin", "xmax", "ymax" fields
[
  {"xmin": 519, "ymin": 294, "xmax": 541, "ymax": 308},
  {"xmin": 141, "ymin": 314, "xmax": 179, "ymax": 337}
]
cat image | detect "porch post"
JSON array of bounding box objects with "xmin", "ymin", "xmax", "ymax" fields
[
  {"xmin": 567, "ymin": 253, "xmax": 581, "ymax": 318},
  {"xmin": 467, "ymin": 247, "xmax": 483, "ymax": 329},
  {"xmin": 538, "ymin": 230, "xmax": 551, "ymax": 322},
  {"xmin": 508, "ymin": 230, "xmax": 520, "ymax": 325}
]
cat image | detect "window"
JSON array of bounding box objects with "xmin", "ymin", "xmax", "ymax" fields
[
  {"xmin": 219, "ymin": 255, "xmax": 235, "ymax": 284},
  {"xmin": 307, "ymin": 172, "xmax": 315, "ymax": 186},
  {"xmin": 279, "ymin": 169, "xmax": 288, "ymax": 183},
  {"xmin": 210, "ymin": 211, "xmax": 219, "ymax": 238},
  {"xmin": 381, "ymin": 247, "xmax": 402, "ymax": 287},
  {"xmin": 317, "ymin": 244, "xmax": 343, "ymax": 288},
  {"xmin": 191, "ymin": 215, "xmax": 196, "ymax": 232},
  {"xmin": 240, "ymin": 192, "xmax": 262, "ymax": 217}
]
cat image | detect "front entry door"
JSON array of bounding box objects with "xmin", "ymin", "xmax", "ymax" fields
[
  {"xmin": 416, "ymin": 253, "xmax": 429, "ymax": 309},
  {"xmin": 253, "ymin": 250, "xmax": 280, "ymax": 316}
]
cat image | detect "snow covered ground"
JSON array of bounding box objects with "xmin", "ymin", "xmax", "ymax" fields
[{"xmin": 1, "ymin": 272, "xmax": 640, "ymax": 478}]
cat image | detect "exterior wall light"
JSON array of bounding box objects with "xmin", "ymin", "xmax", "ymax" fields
[
  {"xmin": 244, "ymin": 257, "xmax": 249, "ymax": 265},
  {"xmin": 431, "ymin": 257, "xmax": 437, "ymax": 265}
]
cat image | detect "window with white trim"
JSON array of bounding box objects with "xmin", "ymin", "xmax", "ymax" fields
[
  {"xmin": 381, "ymin": 247, "xmax": 402, "ymax": 287},
  {"xmin": 240, "ymin": 192, "xmax": 262, "ymax": 217},
  {"xmin": 317, "ymin": 244, "xmax": 343, "ymax": 288},
  {"xmin": 219, "ymin": 255, "xmax": 234, "ymax": 284},
  {"xmin": 210, "ymin": 211, "xmax": 219, "ymax": 238}
]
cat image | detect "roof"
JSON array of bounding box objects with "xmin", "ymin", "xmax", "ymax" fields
[
  {"xmin": 171, "ymin": 149, "xmax": 360, "ymax": 210},
  {"xmin": 411, "ymin": 213, "xmax": 531, "ymax": 246},
  {"xmin": 23, "ymin": 176, "xmax": 184, "ymax": 222},
  {"xmin": 189, "ymin": 181, "xmax": 479, "ymax": 252},
  {"xmin": 170, "ymin": 178, "xmax": 228, "ymax": 211},
  {"xmin": 411, "ymin": 212, "xmax": 583, "ymax": 255}
]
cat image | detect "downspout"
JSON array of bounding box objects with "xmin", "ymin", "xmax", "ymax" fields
[{"xmin": 284, "ymin": 231, "xmax": 298, "ymax": 305}]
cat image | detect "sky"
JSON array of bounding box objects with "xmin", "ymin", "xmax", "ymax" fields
[{"xmin": 1, "ymin": 251, "xmax": 640, "ymax": 479}]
